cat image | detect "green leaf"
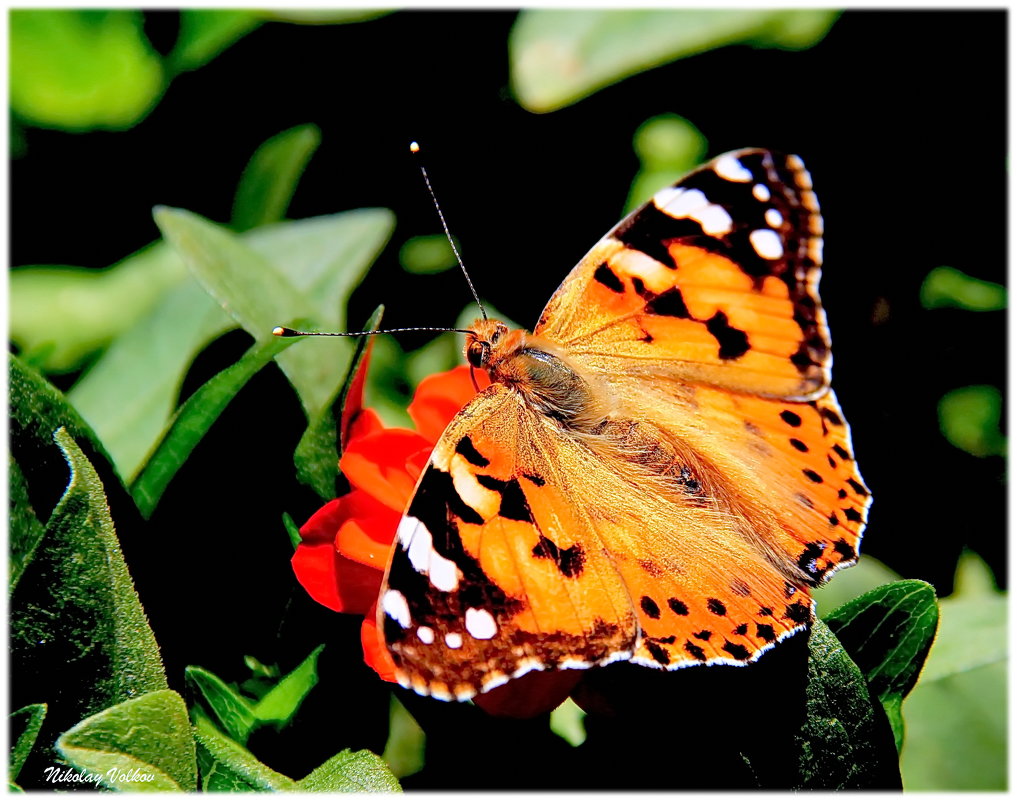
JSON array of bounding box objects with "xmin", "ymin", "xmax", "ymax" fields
[
  {"xmin": 824, "ymin": 581, "xmax": 939, "ymax": 750},
  {"xmin": 9, "ymin": 355, "xmax": 123, "ymax": 594},
  {"xmin": 158, "ymin": 206, "xmax": 394, "ymax": 418},
  {"xmin": 900, "ymin": 662, "xmax": 1005, "ymax": 790},
  {"xmin": 10, "ymin": 10, "xmax": 164, "ymax": 130},
  {"xmin": 259, "ymin": 9, "xmax": 392, "ymax": 24},
  {"xmin": 232, "ymin": 124, "xmax": 321, "ymax": 232},
  {"xmin": 252, "ymin": 645, "xmax": 324, "ymax": 727},
  {"xmin": 294, "ymin": 306, "xmax": 384, "ymax": 499},
  {"xmin": 56, "ymin": 690, "xmax": 197, "ymax": 792},
  {"xmin": 812, "ymin": 554, "xmax": 903, "ymax": 618},
  {"xmin": 69, "ymin": 279, "xmax": 232, "ymax": 481},
  {"xmin": 10, "ymin": 428, "xmax": 167, "ymax": 720},
  {"xmin": 938, "ymin": 385, "xmax": 1006, "ymax": 457},
  {"xmin": 298, "ymin": 749, "xmax": 401, "ymax": 792},
  {"xmin": 154, "ymin": 206, "xmax": 312, "ymax": 343},
  {"xmin": 194, "ymin": 715, "xmax": 298, "ymax": 791},
  {"xmin": 920, "ymin": 265, "xmax": 1006, "ymax": 311},
  {"xmin": 8, "ymin": 457, "xmax": 46, "ymax": 591},
  {"xmin": 792, "ymin": 618, "xmax": 901, "ymax": 788},
  {"xmin": 549, "ymin": 697, "xmax": 587, "ymax": 747},
  {"xmin": 510, "ymin": 10, "xmax": 839, "ymax": 113},
  {"xmin": 625, "ymin": 114, "xmax": 707, "ymax": 213},
  {"xmin": 400, "ymin": 234, "xmax": 460, "ymax": 274},
  {"xmin": 185, "ymin": 667, "xmax": 258, "ymax": 745},
  {"xmin": 282, "ymin": 512, "xmax": 302, "ymax": 551},
  {"xmin": 170, "ymin": 9, "xmax": 262, "ymax": 73},
  {"xmin": 72, "ymin": 209, "xmax": 392, "ymax": 480},
  {"xmin": 9, "ymin": 704, "xmax": 47, "ymax": 782},
  {"xmin": 10, "ymin": 243, "xmax": 188, "ymax": 373},
  {"xmin": 382, "ymin": 696, "xmax": 426, "ymax": 779},
  {"xmin": 129, "ymin": 332, "xmax": 301, "ymax": 517}
]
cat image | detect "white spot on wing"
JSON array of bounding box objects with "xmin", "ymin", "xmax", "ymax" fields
[
  {"xmin": 382, "ymin": 589, "xmax": 410, "ymax": 628},
  {"xmin": 429, "ymin": 552, "xmax": 460, "ymax": 592},
  {"xmin": 416, "ymin": 626, "xmax": 434, "ymax": 644},
  {"xmin": 655, "ymin": 187, "xmax": 733, "ymax": 235},
  {"xmin": 752, "ymin": 183, "xmax": 771, "ymax": 201},
  {"xmin": 714, "ymin": 154, "xmax": 753, "ymax": 182},
  {"xmin": 465, "ymin": 607, "xmax": 498, "ymax": 640},
  {"xmin": 406, "ymin": 516, "xmax": 460, "ymax": 591},
  {"xmin": 396, "ymin": 515, "xmax": 421, "ymax": 548},
  {"xmin": 445, "ymin": 632, "xmax": 463, "ymax": 649},
  {"xmin": 765, "ymin": 208, "xmax": 783, "ymax": 228},
  {"xmin": 749, "ymin": 228, "xmax": 784, "ymax": 260}
]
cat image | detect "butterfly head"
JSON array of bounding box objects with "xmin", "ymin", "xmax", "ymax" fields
[{"xmin": 465, "ymin": 319, "xmax": 517, "ymax": 370}]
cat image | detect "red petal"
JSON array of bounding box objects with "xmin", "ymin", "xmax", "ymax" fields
[
  {"xmin": 408, "ymin": 366, "xmax": 489, "ymax": 443},
  {"xmin": 291, "ymin": 541, "xmax": 381, "ymax": 615},
  {"xmin": 361, "ymin": 603, "xmax": 399, "ymax": 683},
  {"xmin": 341, "ymin": 428, "xmax": 433, "ymax": 512},
  {"xmin": 297, "ymin": 498, "xmax": 345, "ymax": 546},
  {"xmin": 340, "ymin": 339, "xmax": 376, "ymax": 451}
]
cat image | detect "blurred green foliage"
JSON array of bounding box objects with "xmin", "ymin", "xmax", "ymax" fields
[
  {"xmin": 510, "ymin": 9, "xmax": 840, "ymax": 113},
  {"xmin": 626, "ymin": 114, "xmax": 708, "ymax": 214},
  {"xmin": 920, "ymin": 265, "xmax": 1006, "ymax": 311},
  {"xmin": 938, "ymin": 385, "xmax": 1006, "ymax": 458}
]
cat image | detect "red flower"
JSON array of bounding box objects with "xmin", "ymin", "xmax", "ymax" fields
[{"xmin": 291, "ymin": 357, "xmax": 582, "ymax": 716}]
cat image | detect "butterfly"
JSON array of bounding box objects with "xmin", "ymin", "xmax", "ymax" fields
[{"xmin": 377, "ymin": 149, "xmax": 870, "ymax": 702}]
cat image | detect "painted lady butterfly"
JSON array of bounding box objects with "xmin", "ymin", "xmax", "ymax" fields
[{"xmin": 378, "ymin": 149, "xmax": 870, "ymax": 702}]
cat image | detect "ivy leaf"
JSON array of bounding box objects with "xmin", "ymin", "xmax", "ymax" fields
[
  {"xmin": 193, "ymin": 715, "xmax": 298, "ymax": 791},
  {"xmin": 9, "ymin": 704, "xmax": 47, "ymax": 783},
  {"xmin": 56, "ymin": 690, "xmax": 197, "ymax": 792},
  {"xmin": 824, "ymin": 581, "xmax": 939, "ymax": 751},
  {"xmin": 298, "ymin": 748, "xmax": 402, "ymax": 792},
  {"xmin": 129, "ymin": 331, "xmax": 301, "ymax": 517},
  {"xmin": 232, "ymin": 123, "xmax": 321, "ymax": 232}
]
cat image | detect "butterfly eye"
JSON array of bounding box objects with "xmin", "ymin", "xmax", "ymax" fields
[{"xmin": 467, "ymin": 340, "xmax": 490, "ymax": 368}]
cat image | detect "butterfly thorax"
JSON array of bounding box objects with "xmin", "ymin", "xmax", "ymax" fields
[{"xmin": 465, "ymin": 318, "xmax": 605, "ymax": 430}]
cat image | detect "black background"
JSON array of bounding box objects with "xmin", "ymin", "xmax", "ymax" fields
[{"xmin": 10, "ymin": 9, "xmax": 1006, "ymax": 789}]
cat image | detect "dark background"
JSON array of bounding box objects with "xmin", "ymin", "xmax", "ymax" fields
[{"xmin": 10, "ymin": 8, "xmax": 1006, "ymax": 788}]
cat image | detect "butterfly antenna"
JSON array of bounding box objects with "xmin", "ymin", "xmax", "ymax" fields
[
  {"xmin": 410, "ymin": 141, "xmax": 488, "ymax": 322},
  {"xmin": 273, "ymin": 325, "xmax": 473, "ymax": 338}
]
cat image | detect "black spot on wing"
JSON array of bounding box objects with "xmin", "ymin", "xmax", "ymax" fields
[
  {"xmin": 780, "ymin": 410, "xmax": 803, "ymax": 427},
  {"xmin": 532, "ymin": 535, "xmax": 585, "ymax": 578},
  {"xmin": 705, "ymin": 311, "xmax": 750, "ymax": 360},
  {"xmin": 756, "ymin": 623, "xmax": 776, "ymax": 642},
  {"xmin": 684, "ymin": 641, "xmax": 707, "ymax": 661},
  {"xmin": 722, "ymin": 641, "xmax": 752, "ymax": 661},
  {"xmin": 784, "ymin": 600, "xmax": 812, "ymax": 624},
  {"xmin": 644, "ymin": 287, "xmax": 691, "ymax": 318},
  {"xmin": 640, "ymin": 596, "xmax": 661, "ymax": 619},
  {"xmin": 594, "ymin": 262, "xmax": 625, "ymax": 293},
  {"xmin": 833, "ymin": 538, "xmax": 857, "ymax": 561},
  {"xmin": 707, "ymin": 598, "xmax": 727, "ymax": 616},
  {"xmin": 668, "ymin": 598, "xmax": 689, "ymax": 616},
  {"xmin": 645, "ymin": 640, "xmax": 671, "ymax": 665},
  {"xmin": 475, "ymin": 474, "xmax": 533, "ymax": 523},
  {"xmin": 455, "ymin": 435, "xmax": 489, "ymax": 467}
]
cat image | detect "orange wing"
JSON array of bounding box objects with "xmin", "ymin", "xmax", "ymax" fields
[
  {"xmin": 537, "ymin": 149, "xmax": 828, "ymax": 402},
  {"xmin": 378, "ymin": 384, "xmax": 815, "ymax": 701},
  {"xmin": 536, "ymin": 148, "xmax": 868, "ymax": 593}
]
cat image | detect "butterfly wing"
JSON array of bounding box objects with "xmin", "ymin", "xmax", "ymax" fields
[
  {"xmin": 536, "ymin": 148, "xmax": 868, "ymax": 592},
  {"xmin": 537, "ymin": 149, "xmax": 828, "ymax": 402},
  {"xmin": 378, "ymin": 382, "xmax": 814, "ymax": 700}
]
